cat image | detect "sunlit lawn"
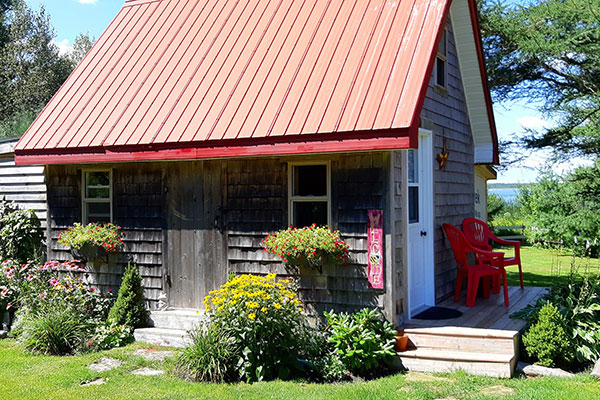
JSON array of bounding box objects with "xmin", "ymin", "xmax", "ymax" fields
[
  {"xmin": 1, "ymin": 340, "xmax": 599, "ymax": 400},
  {"xmin": 502, "ymin": 246, "xmax": 599, "ymax": 287}
]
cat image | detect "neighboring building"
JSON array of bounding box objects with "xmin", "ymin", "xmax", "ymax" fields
[
  {"xmin": 15, "ymin": 0, "xmax": 498, "ymax": 325},
  {"xmin": 0, "ymin": 138, "xmax": 46, "ymax": 227}
]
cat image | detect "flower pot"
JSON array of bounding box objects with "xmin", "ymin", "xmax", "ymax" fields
[
  {"xmin": 71, "ymin": 243, "xmax": 107, "ymax": 260},
  {"xmin": 395, "ymin": 333, "xmax": 409, "ymax": 352}
]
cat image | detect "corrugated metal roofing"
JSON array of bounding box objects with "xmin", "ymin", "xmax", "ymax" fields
[{"xmin": 16, "ymin": 0, "xmax": 452, "ymax": 164}]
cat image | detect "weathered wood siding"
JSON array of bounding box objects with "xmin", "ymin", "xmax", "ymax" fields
[
  {"xmin": 0, "ymin": 139, "xmax": 46, "ymax": 227},
  {"xmin": 46, "ymin": 164, "xmax": 165, "ymax": 309},
  {"xmin": 420, "ymin": 21, "xmax": 475, "ymax": 301},
  {"xmin": 225, "ymin": 154, "xmax": 389, "ymax": 318}
]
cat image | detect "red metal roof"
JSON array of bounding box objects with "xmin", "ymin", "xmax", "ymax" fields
[{"xmin": 16, "ymin": 0, "xmax": 453, "ymax": 164}]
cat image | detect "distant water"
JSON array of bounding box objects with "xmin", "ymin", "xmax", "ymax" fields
[{"xmin": 489, "ymin": 188, "xmax": 519, "ymax": 203}]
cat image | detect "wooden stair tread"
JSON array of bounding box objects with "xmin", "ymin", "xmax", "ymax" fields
[
  {"xmin": 403, "ymin": 326, "xmax": 518, "ymax": 339},
  {"xmin": 398, "ymin": 348, "xmax": 514, "ymax": 363}
]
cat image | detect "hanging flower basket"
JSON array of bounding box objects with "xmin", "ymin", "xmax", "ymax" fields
[
  {"xmin": 70, "ymin": 242, "xmax": 107, "ymax": 260},
  {"xmin": 59, "ymin": 223, "xmax": 124, "ymax": 261},
  {"xmin": 262, "ymin": 224, "xmax": 350, "ymax": 273}
]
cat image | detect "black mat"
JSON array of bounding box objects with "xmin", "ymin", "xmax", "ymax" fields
[{"xmin": 412, "ymin": 306, "xmax": 463, "ymax": 320}]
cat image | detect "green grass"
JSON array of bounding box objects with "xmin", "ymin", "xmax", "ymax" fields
[
  {"xmin": 0, "ymin": 340, "xmax": 599, "ymax": 399},
  {"xmin": 500, "ymin": 246, "xmax": 600, "ymax": 287}
]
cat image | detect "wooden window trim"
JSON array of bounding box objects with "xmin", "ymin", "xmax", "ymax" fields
[
  {"xmin": 82, "ymin": 169, "xmax": 113, "ymax": 224},
  {"xmin": 288, "ymin": 161, "xmax": 331, "ymax": 227}
]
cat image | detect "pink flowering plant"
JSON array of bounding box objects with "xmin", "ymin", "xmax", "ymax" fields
[
  {"xmin": 58, "ymin": 222, "xmax": 124, "ymax": 254},
  {"xmin": 262, "ymin": 224, "xmax": 350, "ymax": 272}
]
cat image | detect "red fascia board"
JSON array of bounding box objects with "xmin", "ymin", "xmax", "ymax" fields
[
  {"xmin": 14, "ymin": 128, "xmax": 411, "ymax": 165},
  {"xmin": 468, "ymin": 0, "xmax": 499, "ymax": 165}
]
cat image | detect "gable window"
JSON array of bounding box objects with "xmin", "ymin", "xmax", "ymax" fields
[
  {"xmin": 435, "ymin": 29, "xmax": 447, "ymax": 88},
  {"xmin": 289, "ymin": 163, "xmax": 330, "ymax": 228},
  {"xmin": 83, "ymin": 170, "xmax": 112, "ymax": 224}
]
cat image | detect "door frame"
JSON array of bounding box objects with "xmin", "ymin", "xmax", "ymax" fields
[{"xmin": 406, "ymin": 128, "xmax": 435, "ymax": 319}]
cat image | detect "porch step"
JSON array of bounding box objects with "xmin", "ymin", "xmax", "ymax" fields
[
  {"xmin": 148, "ymin": 308, "xmax": 206, "ymax": 331},
  {"xmin": 396, "ymin": 326, "xmax": 519, "ymax": 378},
  {"xmin": 133, "ymin": 327, "xmax": 192, "ymax": 348}
]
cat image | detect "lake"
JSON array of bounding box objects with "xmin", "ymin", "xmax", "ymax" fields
[{"xmin": 489, "ymin": 188, "xmax": 519, "ymax": 203}]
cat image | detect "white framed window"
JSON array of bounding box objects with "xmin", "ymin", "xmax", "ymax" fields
[
  {"xmin": 435, "ymin": 29, "xmax": 447, "ymax": 88},
  {"xmin": 288, "ymin": 162, "xmax": 330, "ymax": 227},
  {"xmin": 82, "ymin": 169, "xmax": 112, "ymax": 224}
]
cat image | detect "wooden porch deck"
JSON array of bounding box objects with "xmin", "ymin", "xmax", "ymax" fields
[{"xmin": 403, "ymin": 286, "xmax": 548, "ymax": 332}]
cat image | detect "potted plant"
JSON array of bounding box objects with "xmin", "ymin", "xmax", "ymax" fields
[
  {"xmin": 58, "ymin": 223, "xmax": 124, "ymax": 260},
  {"xmin": 262, "ymin": 224, "xmax": 349, "ymax": 273},
  {"xmin": 394, "ymin": 331, "xmax": 409, "ymax": 352}
]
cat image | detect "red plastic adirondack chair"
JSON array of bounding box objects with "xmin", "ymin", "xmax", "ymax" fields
[
  {"xmin": 442, "ymin": 224, "xmax": 509, "ymax": 307},
  {"xmin": 462, "ymin": 218, "xmax": 524, "ymax": 289}
]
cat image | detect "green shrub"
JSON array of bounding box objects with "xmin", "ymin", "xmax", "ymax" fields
[
  {"xmin": 19, "ymin": 308, "xmax": 91, "ymax": 355},
  {"xmin": 0, "ymin": 199, "xmax": 44, "ymax": 263},
  {"xmin": 108, "ymin": 263, "xmax": 148, "ymax": 329},
  {"xmin": 204, "ymin": 273, "xmax": 308, "ymax": 382},
  {"xmin": 522, "ymin": 302, "xmax": 573, "ymax": 367},
  {"xmin": 324, "ymin": 308, "xmax": 396, "ymax": 377},
  {"xmin": 174, "ymin": 327, "xmax": 237, "ymax": 383},
  {"xmin": 89, "ymin": 320, "xmax": 134, "ymax": 351}
]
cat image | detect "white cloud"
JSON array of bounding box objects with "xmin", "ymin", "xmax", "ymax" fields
[
  {"xmin": 77, "ymin": 0, "xmax": 98, "ymax": 4},
  {"xmin": 52, "ymin": 39, "xmax": 72, "ymax": 56},
  {"xmin": 517, "ymin": 116, "xmax": 551, "ymax": 131}
]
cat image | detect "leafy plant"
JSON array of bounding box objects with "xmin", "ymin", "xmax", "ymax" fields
[
  {"xmin": 262, "ymin": 224, "xmax": 349, "ymax": 272},
  {"xmin": 203, "ymin": 273, "xmax": 308, "ymax": 382},
  {"xmin": 0, "ymin": 199, "xmax": 44, "ymax": 263},
  {"xmin": 522, "ymin": 302, "xmax": 573, "ymax": 368},
  {"xmin": 324, "ymin": 308, "xmax": 396, "ymax": 377},
  {"xmin": 174, "ymin": 327, "xmax": 237, "ymax": 383},
  {"xmin": 58, "ymin": 222, "xmax": 123, "ymax": 253},
  {"xmin": 88, "ymin": 320, "xmax": 133, "ymax": 351},
  {"xmin": 19, "ymin": 307, "xmax": 91, "ymax": 355},
  {"xmin": 108, "ymin": 263, "xmax": 148, "ymax": 329}
]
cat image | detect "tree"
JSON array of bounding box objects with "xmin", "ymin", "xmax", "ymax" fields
[
  {"xmin": 0, "ymin": 0, "xmax": 72, "ymax": 123},
  {"xmin": 69, "ymin": 32, "xmax": 95, "ymax": 66},
  {"xmin": 479, "ymin": 0, "xmax": 600, "ymax": 159}
]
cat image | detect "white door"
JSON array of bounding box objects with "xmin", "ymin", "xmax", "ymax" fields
[{"xmin": 407, "ymin": 131, "xmax": 435, "ymax": 317}]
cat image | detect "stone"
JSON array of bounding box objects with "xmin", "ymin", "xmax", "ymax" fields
[
  {"xmin": 591, "ymin": 359, "xmax": 600, "ymax": 379},
  {"xmin": 480, "ymin": 385, "xmax": 515, "ymax": 397},
  {"xmin": 0, "ymin": 330, "xmax": 7, "ymax": 339},
  {"xmin": 133, "ymin": 348, "xmax": 174, "ymax": 362},
  {"xmin": 80, "ymin": 378, "xmax": 107, "ymax": 386},
  {"xmin": 87, "ymin": 357, "xmax": 123, "ymax": 373},
  {"xmin": 131, "ymin": 367, "xmax": 164, "ymax": 376},
  {"xmin": 405, "ymin": 372, "xmax": 455, "ymax": 383},
  {"xmin": 516, "ymin": 362, "xmax": 574, "ymax": 378}
]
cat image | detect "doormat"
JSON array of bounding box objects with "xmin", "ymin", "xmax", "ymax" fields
[{"xmin": 413, "ymin": 306, "xmax": 463, "ymax": 320}]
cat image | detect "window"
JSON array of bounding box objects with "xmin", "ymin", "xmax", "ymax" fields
[
  {"xmin": 289, "ymin": 163, "xmax": 330, "ymax": 227},
  {"xmin": 408, "ymin": 150, "xmax": 419, "ymax": 224},
  {"xmin": 83, "ymin": 170, "xmax": 112, "ymax": 224},
  {"xmin": 435, "ymin": 29, "xmax": 447, "ymax": 88}
]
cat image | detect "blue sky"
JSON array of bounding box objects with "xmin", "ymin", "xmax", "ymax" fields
[{"xmin": 25, "ymin": 0, "xmax": 588, "ymax": 184}]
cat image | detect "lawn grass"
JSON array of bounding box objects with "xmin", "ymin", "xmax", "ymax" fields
[
  {"xmin": 1, "ymin": 340, "xmax": 599, "ymax": 400},
  {"xmin": 501, "ymin": 246, "xmax": 600, "ymax": 287}
]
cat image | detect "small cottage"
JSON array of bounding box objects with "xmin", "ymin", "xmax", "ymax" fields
[{"xmin": 15, "ymin": 0, "xmax": 498, "ymax": 325}]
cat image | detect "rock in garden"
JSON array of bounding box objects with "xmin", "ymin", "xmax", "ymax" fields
[
  {"xmin": 480, "ymin": 385, "xmax": 515, "ymax": 397},
  {"xmin": 591, "ymin": 359, "xmax": 600, "ymax": 379},
  {"xmin": 133, "ymin": 348, "xmax": 174, "ymax": 362},
  {"xmin": 131, "ymin": 367, "xmax": 164, "ymax": 376},
  {"xmin": 0, "ymin": 330, "xmax": 7, "ymax": 339},
  {"xmin": 80, "ymin": 378, "xmax": 107, "ymax": 386},
  {"xmin": 516, "ymin": 362, "xmax": 574, "ymax": 378},
  {"xmin": 87, "ymin": 357, "xmax": 123, "ymax": 373}
]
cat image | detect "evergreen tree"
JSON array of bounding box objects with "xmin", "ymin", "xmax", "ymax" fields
[{"xmin": 108, "ymin": 264, "xmax": 149, "ymax": 329}]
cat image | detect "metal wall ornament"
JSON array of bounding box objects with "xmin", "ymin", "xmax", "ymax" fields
[{"xmin": 437, "ymin": 141, "xmax": 450, "ymax": 170}]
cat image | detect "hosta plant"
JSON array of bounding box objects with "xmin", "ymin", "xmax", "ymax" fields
[
  {"xmin": 262, "ymin": 224, "xmax": 349, "ymax": 272},
  {"xmin": 58, "ymin": 222, "xmax": 123, "ymax": 253}
]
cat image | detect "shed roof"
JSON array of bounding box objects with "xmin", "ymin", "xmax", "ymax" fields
[{"xmin": 15, "ymin": 0, "xmax": 489, "ymax": 165}]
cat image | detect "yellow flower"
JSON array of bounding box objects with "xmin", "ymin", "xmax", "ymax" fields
[
  {"xmin": 248, "ymin": 313, "xmax": 256, "ymax": 320},
  {"xmin": 262, "ymin": 294, "xmax": 270, "ymax": 300},
  {"xmin": 230, "ymin": 299, "xmax": 237, "ymax": 305},
  {"xmin": 246, "ymin": 301, "xmax": 259, "ymax": 308},
  {"xmin": 217, "ymin": 306, "xmax": 224, "ymax": 311},
  {"xmin": 261, "ymin": 307, "xmax": 267, "ymax": 312},
  {"xmin": 273, "ymin": 303, "xmax": 282, "ymax": 309}
]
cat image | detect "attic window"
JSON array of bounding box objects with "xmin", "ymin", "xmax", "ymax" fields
[
  {"xmin": 435, "ymin": 29, "xmax": 447, "ymax": 88},
  {"xmin": 289, "ymin": 163, "xmax": 330, "ymax": 228},
  {"xmin": 83, "ymin": 170, "xmax": 112, "ymax": 224}
]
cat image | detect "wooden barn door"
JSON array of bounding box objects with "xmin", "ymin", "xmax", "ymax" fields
[{"xmin": 166, "ymin": 161, "xmax": 227, "ymax": 309}]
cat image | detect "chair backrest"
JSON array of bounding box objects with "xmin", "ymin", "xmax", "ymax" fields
[
  {"xmin": 462, "ymin": 218, "xmax": 493, "ymax": 251},
  {"xmin": 442, "ymin": 223, "xmax": 472, "ymax": 269}
]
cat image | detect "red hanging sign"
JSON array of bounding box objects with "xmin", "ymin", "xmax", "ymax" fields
[{"xmin": 367, "ymin": 210, "xmax": 384, "ymax": 289}]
